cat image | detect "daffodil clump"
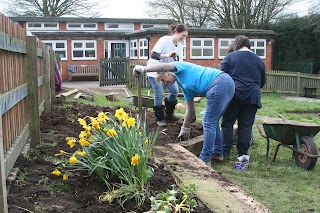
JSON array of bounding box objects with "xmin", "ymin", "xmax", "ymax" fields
[{"xmin": 52, "ymin": 108, "xmax": 158, "ymax": 207}]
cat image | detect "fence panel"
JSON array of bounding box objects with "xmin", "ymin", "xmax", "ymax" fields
[
  {"xmin": 99, "ymin": 58, "xmax": 129, "ymax": 86},
  {"xmin": 263, "ymin": 70, "xmax": 320, "ymax": 96},
  {"xmin": 0, "ymin": 12, "xmax": 55, "ymax": 213}
]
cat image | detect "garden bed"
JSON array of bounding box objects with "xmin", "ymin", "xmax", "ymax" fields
[{"xmin": 6, "ymin": 98, "xmax": 211, "ymax": 213}]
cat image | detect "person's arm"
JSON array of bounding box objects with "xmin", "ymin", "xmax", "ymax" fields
[
  {"xmin": 133, "ymin": 63, "xmax": 177, "ymax": 76},
  {"xmin": 219, "ymin": 57, "xmax": 229, "ymax": 73},
  {"xmin": 177, "ymin": 99, "xmax": 195, "ymax": 140},
  {"xmin": 150, "ymin": 51, "xmax": 177, "ymax": 60},
  {"xmin": 260, "ymin": 63, "xmax": 267, "ymax": 88},
  {"xmin": 183, "ymin": 99, "xmax": 195, "ymax": 128}
]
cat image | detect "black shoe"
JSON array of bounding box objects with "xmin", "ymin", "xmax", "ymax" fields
[
  {"xmin": 212, "ymin": 155, "xmax": 224, "ymax": 162},
  {"xmin": 166, "ymin": 114, "xmax": 179, "ymax": 121}
]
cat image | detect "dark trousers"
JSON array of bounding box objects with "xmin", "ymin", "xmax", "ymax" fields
[{"xmin": 221, "ymin": 98, "xmax": 258, "ymax": 157}]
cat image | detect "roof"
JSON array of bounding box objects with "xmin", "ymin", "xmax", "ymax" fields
[
  {"xmin": 9, "ymin": 16, "xmax": 174, "ymax": 24},
  {"xmin": 31, "ymin": 27, "xmax": 276, "ymax": 39}
]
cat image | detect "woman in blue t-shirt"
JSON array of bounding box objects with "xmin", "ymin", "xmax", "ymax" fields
[{"xmin": 134, "ymin": 61, "xmax": 235, "ymax": 165}]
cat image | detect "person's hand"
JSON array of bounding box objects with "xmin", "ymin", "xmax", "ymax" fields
[
  {"xmin": 167, "ymin": 51, "xmax": 178, "ymax": 59},
  {"xmin": 133, "ymin": 65, "xmax": 145, "ymax": 77},
  {"xmin": 177, "ymin": 126, "xmax": 191, "ymax": 141}
]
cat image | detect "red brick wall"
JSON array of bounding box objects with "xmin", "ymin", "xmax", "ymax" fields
[{"xmin": 148, "ymin": 35, "xmax": 272, "ymax": 71}]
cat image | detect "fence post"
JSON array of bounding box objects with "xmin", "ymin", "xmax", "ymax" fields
[
  {"xmin": 296, "ymin": 72, "xmax": 301, "ymax": 96},
  {"xmin": 26, "ymin": 36, "xmax": 41, "ymax": 147},
  {"xmin": 43, "ymin": 45, "xmax": 51, "ymax": 112},
  {"xmin": 126, "ymin": 58, "xmax": 131, "ymax": 88},
  {"xmin": 50, "ymin": 51, "xmax": 55, "ymax": 103},
  {"xmin": 0, "ymin": 108, "xmax": 8, "ymax": 213}
]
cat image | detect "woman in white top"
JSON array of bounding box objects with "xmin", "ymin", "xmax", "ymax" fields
[{"xmin": 147, "ymin": 23, "xmax": 188, "ymax": 127}]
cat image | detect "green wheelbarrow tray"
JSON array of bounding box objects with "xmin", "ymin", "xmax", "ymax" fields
[
  {"xmin": 127, "ymin": 95, "xmax": 154, "ymax": 108},
  {"xmin": 257, "ymin": 119, "xmax": 320, "ymax": 170},
  {"xmin": 123, "ymin": 88, "xmax": 154, "ymax": 108}
]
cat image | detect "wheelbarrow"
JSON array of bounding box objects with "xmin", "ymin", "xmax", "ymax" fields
[
  {"xmin": 123, "ymin": 88, "xmax": 154, "ymax": 109},
  {"xmin": 257, "ymin": 117, "xmax": 320, "ymax": 170}
]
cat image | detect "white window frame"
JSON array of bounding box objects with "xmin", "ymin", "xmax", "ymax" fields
[
  {"xmin": 67, "ymin": 23, "xmax": 98, "ymax": 31},
  {"xmin": 140, "ymin": 24, "xmax": 167, "ymax": 29},
  {"xmin": 190, "ymin": 38, "xmax": 214, "ymax": 59},
  {"xmin": 139, "ymin": 38, "xmax": 148, "ymax": 59},
  {"xmin": 27, "ymin": 22, "xmax": 59, "ymax": 31},
  {"xmin": 250, "ymin": 39, "xmax": 266, "ymax": 59},
  {"xmin": 71, "ymin": 40, "xmax": 97, "ymax": 60},
  {"xmin": 181, "ymin": 40, "xmax": 187, "ymax": 60},
  {"xmin": 130, "ymin": 40, "xmax": 138, "ymax": 59},
  {"xmin": 42, "ymin": 40, "xmax": 68, "ymax": 60},
  {"xmin": 218, "ymin": 38, "xmax": 235, "ymax": 59},
  {"xmin": 104, "ymin": 23, "xmax": 134, "ymax": 31}
]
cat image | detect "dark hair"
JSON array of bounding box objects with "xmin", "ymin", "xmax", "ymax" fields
[
  {"xmin": 169, "ymin": 23, "xmax": 189, "ymax": 34},
  {"xmin": 227, "ymin": 42, "xmax": 235, "ymax": 54},
  {"xmin": 234, "ymin": 35, "xmax": 250, "ymax": 50}
]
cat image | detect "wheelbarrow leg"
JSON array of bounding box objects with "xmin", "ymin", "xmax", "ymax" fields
[
  {"xmin": 266, "ymin": 138, "xmax": 270, "ymax": 160},
  {"xmin": 271, "ymin": 143, "xmax": 282, "ymax": 162}
]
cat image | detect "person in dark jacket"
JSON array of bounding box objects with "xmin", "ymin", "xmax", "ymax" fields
[{"xmin": 219, "ymin": 35, "xmax": 266, "ymax": 158}]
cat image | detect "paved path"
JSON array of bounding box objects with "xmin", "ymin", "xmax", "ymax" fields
[{"xmin": 62, "ymin": 81, "xmax": 133, "ymax": 100}]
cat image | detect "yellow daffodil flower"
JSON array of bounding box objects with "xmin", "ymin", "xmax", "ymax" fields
[
  {"xmin": 77, "ymin": 118, "xmax": 87, "ymax": 126},
  {"xmin": 79, "ymin": 131, "xmax": 87, "ymax": 139},
  {"xmin": 67, "ymin": 139, "xmax": 76, "ymax": 148},
  {"xmin": 69, "ymin": 156, "xmax": 78, "ymax": 164},
  {"xmin": 65, "ymin": 137, "xmax": 73, "ymax": 141},
  {"xmin": 92, "ymin": 119, "xmax": 100, "ymax": 130},
  {"xmin": 75, "ymin": 149, "xmax": 87, "ymax": 157},
  {"xmin": 79, "ymin": 138, "xmax": 90, "ymax": 147},
  {"xmin": 122, "ymin": 119, "xmax": 127, "ymax": 127},
  {"xmin": 126, "ymin": 118, "xmax": 135, "ymax": 127},
  {"xmin": 83, "ymin": 125, "xmax": 91, "ymax": 131},
  {"xmin": 115, "ymin": 108, "xmax": 127, "ymax": 120},
  {"xmin": 107, "ymin": 129, "xmax": 117, "ymax": 137},
  {"xmin": 145, "ymin": 138, "xmax": 149, "ymax": 144},
  {"xmin": 63, "ymin": 174, "xmax": 68, "ymax": 181},
  {"xmin": 131, "ymin": 154, "xmax": 140, "ymax": 166},
  {"xmin": 51, "ymin": 169, "xmax": 62, "ymax": 176}
]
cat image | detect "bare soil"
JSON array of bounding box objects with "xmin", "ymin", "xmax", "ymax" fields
[{"xmin": 6, "ymin": 97, "xmax": 211, "ymax": 213}]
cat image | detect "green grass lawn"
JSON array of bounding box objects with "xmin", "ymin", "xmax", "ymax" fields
[{"xmin": 65, "ymin": 90, "xmax": 320, "ymax": 212}]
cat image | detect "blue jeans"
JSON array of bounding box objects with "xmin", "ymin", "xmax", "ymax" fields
[
  {"xmin": 148, "ymin": 76, "xmax": 178, "ymax": 106},
  {"xmin": 199, "ymin": 73, "xmax": 235, "ymax": 163},
  {"xmin": 221, "ymin": 98, "xmax": 258, "ymax": 157}
]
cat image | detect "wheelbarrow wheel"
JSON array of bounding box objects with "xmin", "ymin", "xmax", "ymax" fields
[{"xmin": 293, "ymin": 136, "xmax": 318, "ymax": 171}]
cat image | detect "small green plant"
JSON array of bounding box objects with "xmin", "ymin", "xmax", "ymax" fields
[
  {"xmin": 52, "ymin": 108, "xmax": 158, "ymax": 208},
  {"xmin": 150, "ymin": 184, "xmax": 198, "ymax": 213},
  {"xmin": 16, "ymin": 169, "xmax": 30, "ymax": 186}
]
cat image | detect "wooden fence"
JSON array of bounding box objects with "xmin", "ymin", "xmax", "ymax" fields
[
  {"xmin": 0, "ymin": 13, "xmax": 54, "ymax": 213},
  {"xmin": 263, "ymin": 70, "xmax": 320, "ymax": 96}
]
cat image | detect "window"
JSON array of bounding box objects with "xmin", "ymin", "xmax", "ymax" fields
[
  {"xmin": 181, "ymin": 40, "xmax": 186, "ymax": 60},
  {"xmin": 43, "ymin": 40, "xmax": 67, "ymax": 60},
  {"xmin": 105, "ymin": 23, "xmax": 134, "ymax": 31},
  {"xmin": 141, "ymin": 24, "xmax": 167, "ymax": 29},
  {"xmin": 250, "ymin": 39, "xmax": 266, "ymax": 59},
  {"xmin": 27, "ymin": 22, "xmax": 59, "ymax": 31},
  {"xmin": 67, "ymin": 23, "xmax": 97, "ymax": 31},
  {"xmin": 218, "ymin": 38, "xmax": 235, "ymax": 59},
  {"xmin": 190, "ymin": 38, "xmax": 214, "ymax": 59},
  {"xmin": 71, "ymin": 40, "xmax": 97, "ymax": 60},
  {"xmin": 139, "ymin": 39, "xmax": 148, "ymax": 59},
  {"xmin": 130, "ymin": 40, "xmax": 138, "ymax": 59}
]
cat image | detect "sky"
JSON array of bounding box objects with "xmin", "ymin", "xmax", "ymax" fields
[{"xmin": 0, "ymin": 0, "xmax": 314, "ymax": 19}]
